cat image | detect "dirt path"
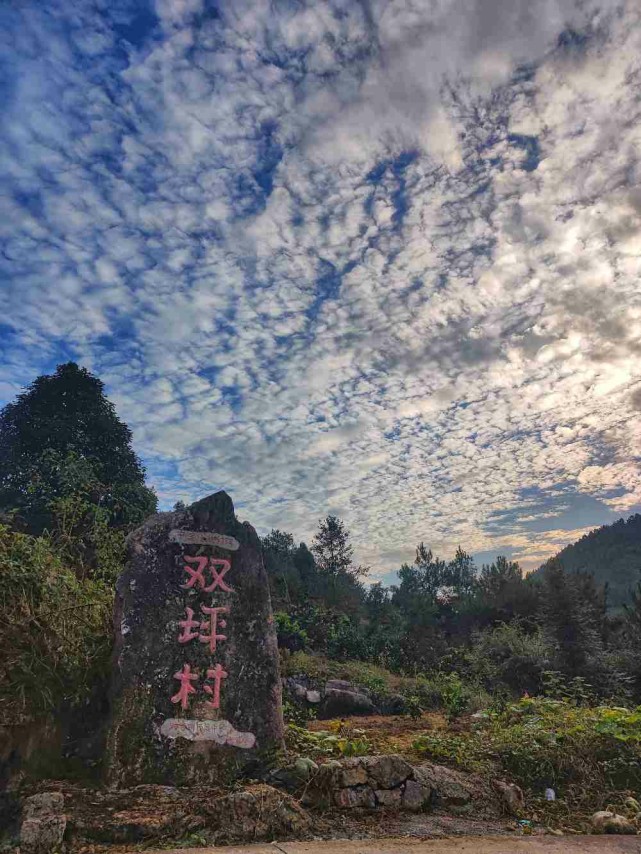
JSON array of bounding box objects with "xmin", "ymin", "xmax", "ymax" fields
[{"xmin": 161, "ymin": 837, "xmax": 641, "ymax": 854}]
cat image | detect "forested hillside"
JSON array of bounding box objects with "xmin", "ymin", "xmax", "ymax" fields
[{"xmin": 539, "ymin": 515, "xmax": 641, "ymax": 609}]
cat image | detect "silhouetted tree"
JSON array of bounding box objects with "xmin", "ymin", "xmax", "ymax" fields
[{"xmin": 0, "ymin": 362, "xmax": 156, "ymax": 536}]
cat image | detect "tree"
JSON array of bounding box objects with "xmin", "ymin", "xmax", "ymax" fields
[
  {"xmin": 0, "ymin": 362, "xmax": 156, "ymax": 541},
  {"xmin": 312, "ymin": 515, "xmax": 355, "ymax": 576},
  {"xmin": 541, "ymin": 559, "xmax": 605, "ymax": 676},
  {"xmin": 262, "ymin": 529, "xmax": 299, "ymax": 603}
]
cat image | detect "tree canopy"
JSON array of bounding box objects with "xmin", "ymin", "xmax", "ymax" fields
[{"xmin": 0, "ymin": 362, "xmax": 156, "ymax": 536}]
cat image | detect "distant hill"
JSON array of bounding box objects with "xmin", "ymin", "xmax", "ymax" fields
[{"xmin": 538, "ymin": 514, "xmax": 641, "ymax": 609}]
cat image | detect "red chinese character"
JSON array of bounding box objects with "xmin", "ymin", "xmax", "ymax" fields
[
  {"xmin": 171, "ymin": 663, "xmax": 199, "ymax": 710},
  {"xmin": 182, "ymin": 556, "xmax": 234, "ymax": 593},
  {"xmin": 199, "ymin": 605, "xmax": 228, "ymax": 653},
  {"xmin": 177, "ymin": 607, "xmax": 200, "ymax": 644},
  {"xmin": 204, "ymin": 663, "xmax": 228, "ymax": 709}
]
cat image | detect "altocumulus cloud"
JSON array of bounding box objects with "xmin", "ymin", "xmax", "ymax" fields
[{"xmin": 1, "ymin": 0, "xmax": 641, "ymax": 575}]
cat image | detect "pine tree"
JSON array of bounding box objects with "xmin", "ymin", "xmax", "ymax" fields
[
  {"xmin": 312, "ymin": 515, "xmax": 355, "ymax": 576},
  {"xmin": 0, "ymin": 362, "xmax": 156, "ymax": 534}
]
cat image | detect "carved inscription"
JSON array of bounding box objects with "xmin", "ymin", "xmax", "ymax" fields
[{"xmin": 169, "ymin": 529, "xmax": 239, "ymax": 550}]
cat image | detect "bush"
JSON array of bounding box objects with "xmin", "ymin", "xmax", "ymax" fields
[
  {"xmin": 414, "ymin": 696, "xmax": 641, "ymax": 806},
  {"xmin": 467, "ymin": 621, "xmax": 555, "ymax": 696},
  {"xmin": 275, "ymin": 612, "xmax": 308, "ymax": 652},
  {"xmin": 0, "ymin": 525, "xmax": 112, "ymax": 724}
]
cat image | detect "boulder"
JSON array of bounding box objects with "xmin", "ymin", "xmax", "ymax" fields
[
  {"xmin": 306, "ymin": 690, "xmax": 321, "ymax": 704},
  {"xmin": 288, "ymin": 681, "xmax": 308, "ymax": 701},
  {"xmin": 402, "ymin": 779, "xmax": 431, "ymax": 811},
  {"xmin": 22, "ymin": 793, "xmax": 65, "ymax": 820},
  {"xmin": 20, "ymin": 793, "xmax": 66, "ymax": 854},
  {"xmin": 326, "ymin": 679, "xmax": 368, "ymax": 693},
  {"xmin": 199, "ymin": 784, "xmax": 312, "ymax": 842},
  {"xmin": 363, "ymin": 754, "xmax": 413, "ymax": 789},
  {"xmin": 107, "ymin": 491, "xmax": 284, "ymax": 787},
  {"xmin": 591, "ymin": 811, "xmax": 636, "ymax": 834},
  {"xmin": 492, "ymin": 779, "xmax": 524, "ymax": 814},
  {"xmin": 413, "ymin": 762, "xmax": 473, "ymax": 806},
  {"xmin": 320, "ymin": 688, "xmax": 377, "ymax": 718}
]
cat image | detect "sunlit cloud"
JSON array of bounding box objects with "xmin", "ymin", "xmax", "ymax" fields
[{"xmin": 1, "ymin": 0, "xmax": 640, "ymax": 578}]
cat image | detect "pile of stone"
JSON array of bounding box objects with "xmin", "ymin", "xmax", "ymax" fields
[
  {"xmin": 322, "ymin": 755, "xmax": 429, "ymax": 811},
  {"xmin": 271, "ymin": 753, "xmax": 513, "ymax": 818}
]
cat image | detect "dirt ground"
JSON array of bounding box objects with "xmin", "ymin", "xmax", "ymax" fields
[
  {"xmin": 158, "ymin": 838, "xmax": 641, "ymax": 854},
  {"xmin": 307, "ymin": 712, "xmax": 450, "ymax": 757}
]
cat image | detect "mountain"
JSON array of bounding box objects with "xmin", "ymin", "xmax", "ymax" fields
[{"xmin": 539, "ymin": 514, "xmax": 641, "ymax": 609}]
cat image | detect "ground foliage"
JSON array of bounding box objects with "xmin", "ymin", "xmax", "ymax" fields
[
  {"xmin": 0, "ymin": 524, "xmax": 112, "ymax": 724},
  {"xmin": 413, "ymin": 694, "xmax": 641, "ymax": 813}
]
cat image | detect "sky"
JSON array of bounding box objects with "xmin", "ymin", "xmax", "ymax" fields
[{"xmin": 1, "ymin": 0, "xmax": 641, "ymax": 581}]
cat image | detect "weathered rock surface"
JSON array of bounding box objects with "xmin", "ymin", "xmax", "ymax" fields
[
  {"xmin": 363, "ymin": 755, "xmax": 414, "ymax": 789},
  {"xmin": 491, "ymin": 779, "xmax": 524, "ymax": 814},
  {"xmin": 320, "ymin": 688, "xmax": 377, "ymax": 718},
  {"xmin": 402, "ymin": 779, "xmax": 431, "ymax": 811},
  {"xmin": 591, "ymin": 810, "xmax": 637, "ymax": 834},
  {"xmin": 107, "ymin": 491, "xmax": 283, "ymax": 786},
  {"xmin": 20, "ymin": 793, "xmax": 66, "ymax": 854},
  {"xmin": 334, "ymin": 785, "xmax": 377, "ymax": 809},
  {"xmin": 200, "ymin": 784, "xmax": 312, "ymax": 842},
  {"xmin": 413, "ymin": 763, "xmax": 473, "ymax": 807},
  {"xmin": 375, "ymin": 788, "xmax": 403, "ymax": 807}
]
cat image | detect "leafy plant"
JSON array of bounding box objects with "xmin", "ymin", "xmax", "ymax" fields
[{"xmin": 285, "ymin": 722, "xmax": 371, "ymax": 759}]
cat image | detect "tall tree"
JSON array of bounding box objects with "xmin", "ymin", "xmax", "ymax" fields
[
  {"xmin": 312, "ymin": 515, "xmax": 355, "ymax": 576},
  {"xmin": 0, "ymin": 362, "xmax": 157, "ymax": 535}
]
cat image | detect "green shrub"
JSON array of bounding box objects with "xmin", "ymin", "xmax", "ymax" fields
[
  {"xmin": 275, "ymin": 612, "xmax": 308, "ymax": 652},
  {"xmin": 0, "ymin": 524, "xmax": 112, "ymax": 723},
  {"xmin": 468, "ymin": 621, "xmax": 555, "ymax": 696},
  {"xmin": 414, "ymin": 696, "xmax": 641, "ymax": 804}
]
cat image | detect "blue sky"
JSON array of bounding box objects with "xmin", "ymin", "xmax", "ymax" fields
[{"xmin": 1, "ymin": 0, "xmax": 641, "ymax": 577}]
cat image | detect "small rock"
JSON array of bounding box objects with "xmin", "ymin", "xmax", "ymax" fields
[
  {"xmin": 293, "ymin": 757, "xmax": 318, "ymax": 780},
  {"xmin": 20, "ymin": 816, "xmax": 66, "ymax": 854},
  {"xmin": 402, "ymin": 780, "xmax": 431, "ymax": 811},
  {"xmin": 492, "ymin": 779, "xmax": 525, "ymax": 814},
  {"xmin": 334, "ymin": 785, "xmax": 376, "ymax": 809},
  {"xmin": 363, "ymin": 755, "xmax": 413, "ymax": 789},
  {"xmin": 624, "ymin": 796, "xmax": 640, "ymax": 812},
  {"xmin": 306, "ymin": 690, "xmax": 321, "ymax": 704},
  {"xmin": 375, "ymin": 788, "xmax": 402, "ymax": 807},
  {"xmin": 591, "ymin": 810, "xmax": 636, "ymax": 834},
  {"xmin": 20, "ymin": 793, "xmax": 66, "ymax": 854},
  {"xmin": 338, "ymin": 758, "xmax": 368, "ymax": 787},
  {"xmin": 291, "ymin": 682, "xmax": 308, "ymax": 701},
  {"xmin": 23, "ymin": 793, "xmax": 65, "ymax": 821}
]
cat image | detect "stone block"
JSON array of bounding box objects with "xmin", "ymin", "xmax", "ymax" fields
[{"xmin": 334, "ymin": 785, "xmax": 376, "ymax": 809}]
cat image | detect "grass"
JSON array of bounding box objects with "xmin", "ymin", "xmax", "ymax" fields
[
  {"xmin": 281, "ymin": 651, "xmax": 490, "ymax": 716},
  {"xmin": 412, "ymin": 696, "xmax": 641, "ymax": 815}
]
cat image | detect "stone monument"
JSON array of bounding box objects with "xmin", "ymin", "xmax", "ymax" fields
[{"xmin": 107, "ymin": 491, "xmax": 284, "ymax": 785}]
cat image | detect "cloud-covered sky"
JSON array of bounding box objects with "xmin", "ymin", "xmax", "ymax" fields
[{"xmin": 2, "ymin": 0, "xmax": 641, "ymax": 578}]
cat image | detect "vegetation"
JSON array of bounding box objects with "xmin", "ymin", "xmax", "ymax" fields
[
  {"xmin": 2, "ymin": 359, "xmax": 641, "ymax": 827},
  {"xmin": 0, "ymin": 524, "xmax": 112, "ymax": 725},
  {"xmin": 537, "ymin": 514, "xmax": 641, "ymax": 609},
  {"xmin": 413, "ymin": 694, "xmax": 641, "ymax": 813},
  {"xmin": 0, "ymin": 363, "xmax": 155, "ymax": 730},
  {"xmin": 0, "ymin": 362, "xmax": 156, "ymax": 547}
]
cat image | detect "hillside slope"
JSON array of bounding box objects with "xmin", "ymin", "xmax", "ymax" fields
[{"xmin": 540, "ymin": 514, "xmax": 641, "ymax": 608}]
